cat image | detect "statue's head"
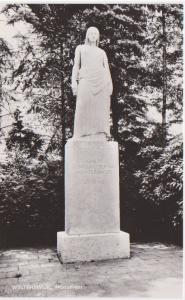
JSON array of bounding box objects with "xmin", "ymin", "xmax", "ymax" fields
[{"xmin": 85, "ymin": 27, "xmax": 100, "ymax": 46}]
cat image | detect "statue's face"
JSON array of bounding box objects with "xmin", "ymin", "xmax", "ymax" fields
[{"xmin": 87, "ymin": 28, "xmax": 99, "ymax": 43}]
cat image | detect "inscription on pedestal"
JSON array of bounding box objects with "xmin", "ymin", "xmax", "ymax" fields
[{"xmin": 65, "ymin": 140, "xmax": 120, "ymax": 235}]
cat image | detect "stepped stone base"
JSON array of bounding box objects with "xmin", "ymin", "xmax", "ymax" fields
[{"xmin": 57, "ymin": 231, "xmax": 130, "ymax": 263}]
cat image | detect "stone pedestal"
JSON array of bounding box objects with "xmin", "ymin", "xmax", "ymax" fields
[{"xmin": 57, "ymin": 138, "xmax": 130, "ymax": 263}]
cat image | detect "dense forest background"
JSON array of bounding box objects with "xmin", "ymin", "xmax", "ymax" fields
[{"xmin": 0, "ymin": 4, "xmax": 183, "ymax": 247}]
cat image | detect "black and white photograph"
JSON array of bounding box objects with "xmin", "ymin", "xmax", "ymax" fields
[{"xmin": 0, "ymin": 0, "xmax": 183, "ymax": 297}]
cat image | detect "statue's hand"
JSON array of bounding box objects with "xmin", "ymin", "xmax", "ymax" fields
[
  {"xmin": 72, "ymin": 82, "xmax": 78, "ymax": 96},
  {"xmin": 72, "ymin": 86, "xmax": 77, "ymax": 96}
]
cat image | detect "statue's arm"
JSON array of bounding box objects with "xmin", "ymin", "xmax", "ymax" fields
[
  {"xmin": 103, "ymin": 51, "xmax": 113, "ymax": 96},
  {"xmin": 71, "ymin": 45, "xmax": 81, "ymax": 95}
]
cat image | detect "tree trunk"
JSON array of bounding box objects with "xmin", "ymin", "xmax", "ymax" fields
[
  {"xmin": 59, "ymin": 42, "xmax": 66, "ymax": 153},
  {"xmin": 0, "ymin": 74, "xmax": 2, "ymax": 131},
  {"xmin": 59, "ymin": 41, "xmax": 66, "ymax": 209},
  {"xmin": 162, "ymin": 7, "xmax": 167, "ymax": 144}
]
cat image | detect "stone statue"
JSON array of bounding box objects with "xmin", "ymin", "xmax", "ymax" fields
[
  {"xmin": 71, "ymin": 27, "xmax": 113, "ymax": 140},
  {"xmin": 58, "ymin": 27, "xmax": 130, "ymax": 262}
]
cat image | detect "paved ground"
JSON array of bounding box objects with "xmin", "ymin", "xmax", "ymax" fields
[{"xmin": 0, "ymin": 243, "xmax": 183, "ymax": 297}]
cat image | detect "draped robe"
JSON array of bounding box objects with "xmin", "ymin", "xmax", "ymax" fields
[{"xmin": 71, "ymin": 44, "xmax": 113, "ymax": 139}]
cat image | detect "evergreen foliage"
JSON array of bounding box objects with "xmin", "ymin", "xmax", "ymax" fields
[
  {"xmin": 6, "ymin": 108, "xmax": 44, "ymax": 157},
  {"xmin": 0, "ymin": 152, "xmax": 64, "ymax": 246},
  {"xmin": 0, "ymin": 4, "xmax": 183, "ymax": 246}
]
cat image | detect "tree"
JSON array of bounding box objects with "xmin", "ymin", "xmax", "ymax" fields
[
  {"xmin": 0, "ymin": 38, "xmax": 12, "ymax": 132},
  {"xmin": 6, "ymin": 108, "xmax": 43, "ymax": 157},
  {"xmin": 143, "ymin": 4, "xmax": 183, "ymax": 144},
  {"xmin": 135, "ymin": 133, "xmax": 183, "ymax": 243}
]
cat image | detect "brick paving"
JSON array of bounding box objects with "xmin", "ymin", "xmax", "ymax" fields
[{"xmin": 0, "ymin": 243, "xmax": 183, "ymax": 297}]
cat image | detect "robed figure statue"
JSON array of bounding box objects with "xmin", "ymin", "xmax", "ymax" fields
[
  {"xmin": 71, "ymin": 27, "xmax": 113, "ymax": 140},
  {"xmin": 57, "ymin": 27, "xmax": 130, "ymax": 263}
]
